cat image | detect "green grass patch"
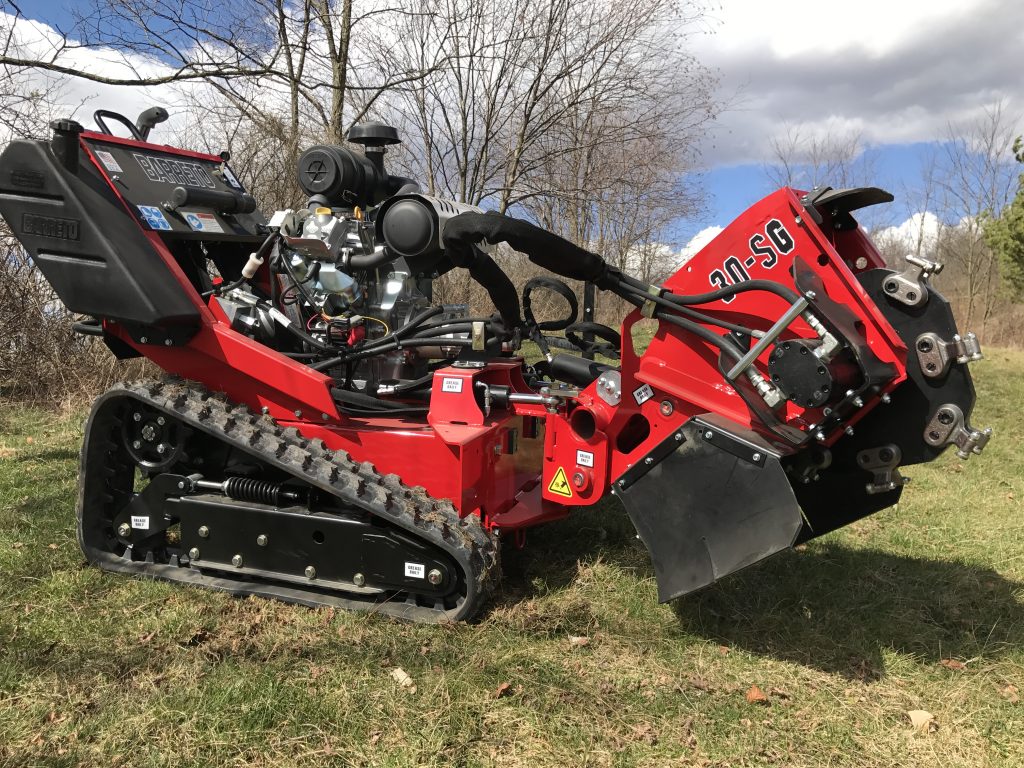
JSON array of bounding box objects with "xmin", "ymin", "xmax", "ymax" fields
[{"xmin": 1, "ymin": 352, "xmax": 1022, "ymax": 767}]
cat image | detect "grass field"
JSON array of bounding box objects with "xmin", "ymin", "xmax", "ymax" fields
[{"xmin": 1, "ymin": 351, "xmax": 1022, "ymax": 768}]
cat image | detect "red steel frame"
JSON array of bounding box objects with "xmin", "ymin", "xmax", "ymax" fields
[{"xmin": 79, "ymin": 131, "xmax": 911, "ymax": 538}]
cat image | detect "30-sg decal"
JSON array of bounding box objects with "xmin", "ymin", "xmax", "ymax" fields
[{"xmin": 708, "ymin": 219, "xmax": 795, "ymax": 303}]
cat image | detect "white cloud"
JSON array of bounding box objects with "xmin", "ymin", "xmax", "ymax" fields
[
  {"xmin": 679, "ymin": 225, "xmax": 723, "ymax": 262},
  {"xmin": 2, "ymin": 13, "xmax": 190, "ymax": 139},
  {"xmin": 871, "ymin": 211, "xmax": 941, "ymax": 254},
  {"xmin": 693, "ymin": 0, "xmax": 1024, "ymax": 166}
]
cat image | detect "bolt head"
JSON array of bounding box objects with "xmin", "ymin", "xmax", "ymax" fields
[
  {"xmin": 139, "ymin": 336, "xmax": 148, "ymax": 344},
  {"xmin": 231, "ymin": 554, "xmax": 243, "ymax": 567},
  {"xmin": 845, "ymin": 426, "xmax": 855, "ymax": 436},
  {"xmin": 257, "ymin": 534, "xmax": 268, "ymax": 547},
  {"xmin": 132, "ymin": 440, "xmax": 142, "ymax": 449},
  {"xmin": 133, "ymin": 412, "xmax": 143, "ymax": 422},
  {"xmin": 353, "ymin": 572, "xmax": 366, "ymax": 587},
  {"xmin": 188, "ymin": 547, "xmax": 200, "ymax": 560},
  {"xmin": 659, "ymin": 400, "xmax": 674, "ymax": 416},
  {"xmin": 304, "ymin": 565, "xmax": 317, "ymax": 579},
  {"xmin": 644, "ymin": 457, "xmax": 653, "ymax": 465},
  {"xmin": 427, "ymin": 568, "xmax": 443, "ymax": 585},
  {"xmin": 117, "ymin": 522, "xmax": 131, "ymax": 537},
  {"xmin": 751, "ymin": 452, "xmax": 762, "ymax": 462},
  {"xmin": 156, "ymin": 416, "xmax": 166, "ymax": 426},
  {"xmin": 198, "ymin": 525, "xmax": 209, "ymax": 538},
  {"xmin": 704, "ymin": 430, "xmax": 714, "ymax": 439},
  {"xmin": 156, "ymin": 443, "xmax": 167, "ymax": 454},
  {"xmin": 572, "ymin": 471, "xmax": 585, "ymax": 488},
  {"xmin": 294, "ymin": 410, "xmax": 303, "ymax": 418}
]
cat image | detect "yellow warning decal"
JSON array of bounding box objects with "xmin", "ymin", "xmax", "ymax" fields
[{"xmin": 548, "ymin": 466, "xmax": 573, "ymax": 498}]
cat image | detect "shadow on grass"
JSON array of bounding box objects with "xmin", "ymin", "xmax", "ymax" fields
[
  {"xmin": 671, "ymin": 542, "xmax": 1024, "ymax": 678},
  {"xmin": 15, "ymin": 447, "xmax": 79, "ymax": 463},
  {"xmin": 504, "ymin": 506, "xmax": 1024, "ymax": 679}
]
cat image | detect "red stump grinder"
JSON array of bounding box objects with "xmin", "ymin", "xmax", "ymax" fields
[{"xmin": 0, "ymin": 110, "xmax": 991, "ymax": 621}]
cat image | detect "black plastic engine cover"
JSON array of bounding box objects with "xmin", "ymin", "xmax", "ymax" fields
[{"xmin": 0, "ymin": 138, "xmax": 201, "ymax": 327}]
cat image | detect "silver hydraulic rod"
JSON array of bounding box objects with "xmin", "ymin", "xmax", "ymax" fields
[{"xmin": 725, "ymin": 297, "xmax": 809, "ymax": 380}]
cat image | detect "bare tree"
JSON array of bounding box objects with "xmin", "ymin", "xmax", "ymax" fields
[
  {"xmin": 933, "ymin": 102, "xmax": 1021, "ymax": 331},
  {"xmin": 764, "ymin": 122, "xmax": 878, "ymax": 192}
]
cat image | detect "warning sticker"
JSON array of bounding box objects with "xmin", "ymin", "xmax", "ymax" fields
[
  {"xmin": 576, "ymin": 450, "xmax": 594, "ymax": 468},
  {"xmin": 130, "ymin": 515, "xmax": 149, "ymax": 530},
  {"xmin": 547, "ymin": 467, "xmax": 573, "ymax": 498},
  {"xmin": 94, "ymin": 150, "xmax": 123, "ymax": 173},
  {"xmin": 183, "ymin": 211, "xmax": 224, "ymax": 233},
  {"xmin": 137, "ymin": 205, "xmax": 172, "ymax": 231},
  {"xmin": 632, "ymin": 383, "xmax": 654, "ymax": 406},
  {"xmin": 441, "ymin": 377, "xmax": 463, "ymax": 393},
  {"xmin": 405, "ymin": 562, "xmax": 425, "ymax": 579}
]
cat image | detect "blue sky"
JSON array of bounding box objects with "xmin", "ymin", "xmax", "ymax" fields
[{"xmin": 9, "ymin": 0, "xmax": 1024, "ymax": 251}]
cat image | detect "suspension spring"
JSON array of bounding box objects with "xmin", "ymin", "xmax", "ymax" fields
[{"xmin": 223, "ymin": 477, "xmax": 286, "ymax": 506}]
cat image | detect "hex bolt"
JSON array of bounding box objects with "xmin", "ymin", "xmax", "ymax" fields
[
  {"xmin": 133, "ymin": 412, "xmax": 143, "ymax": 422},
  {"xmin": 644, "ymin": 457, "xmax": 654, "ymax": 465},
  {"xmin": 132, "ymin": 440, "xmax": 142, "ymax": 449},
  {"xmin": 353, "ymin": 573, "xmax": 366, "ymax": 587},
  {"xmin": 117, "ymin": 522, "xmax": 132, "ymax": 537},
  {"xmin": 294, "ymin": 410, "xmax": 303, "ymax": 418},
  {"xmin": 257, "ymin": 534, "xmax": 268, "ymax": 547},
  {"xmin": 164, "ymin": 339, "xmax": 173, "ymax": 346},
  {"xmin": 231, "ymin": 554, "xmax": 243, "ymax": 567},
  {"xmin": 845, "ymin": 426, "xmax": 855, "ymax": 436},
  {"xmin": 198, "ymin": 525, "xmax": 209, "ymax": 538},
  {"xmin": 156, "ymin": 444, "xmax": 167, "ymax": 454},
  {"xmin": 156, "ymin": 416, "xmax": 166, "ymax": 426},
  {"xmin": 188, "ymin": 547, "xmax": 200, "ymax": 560},
  {"xmin": 881, "ymin": 394, "xmax": 892, "ymax": 404},
  {"xmin": 427, "ymin": 569, "xmax": 443, "ymax": 585},
  {"xmin": 139, "ymin": 336, "xmax": 148, "ymax": 344},
  {"xmin": 852, "ymin": 396, "xmax": 864, "ymax": 408},
  {"xmin": 304, "ymin": 566, "xmax": 317, "ymax": 579}
]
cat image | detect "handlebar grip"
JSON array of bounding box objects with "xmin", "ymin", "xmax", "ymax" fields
[{"xmin": 169, "ymin": 186, "xmax": 257, "ymax": 214}]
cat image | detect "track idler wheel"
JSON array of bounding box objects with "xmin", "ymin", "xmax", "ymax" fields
[{"xmin": 122, "ymin": 403, "xmax": 184, "ymax": 471}]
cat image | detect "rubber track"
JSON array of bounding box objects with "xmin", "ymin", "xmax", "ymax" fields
[{"xmin": 78, "ymin": 378, "xmax": 500, "ymax": 622}]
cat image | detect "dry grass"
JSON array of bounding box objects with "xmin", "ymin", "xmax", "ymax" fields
[{"xmin": 0, "ymin": 352, "xmax": 1022, "ymax": 767}]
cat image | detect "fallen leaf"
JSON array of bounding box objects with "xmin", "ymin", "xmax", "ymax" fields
[
  {"xmin": 687, "ymin": 676, "xmax": 714, "ymax": 692},
  {"xmin": 46, "ymin": 711, "xmax": 57, "ymax": 723},
  {"xmin": 718, "ymin": 645, "xmax": 730, "ymax": 655},
  {"xmin": 47, "ymin": 543, "xmax": 59, "ymax": 550},
  {"xmin": 1000, "ymin": 684, "xmax": 1019, "ymax": 704},
  {"xmin": 368, "ymin": 731, "xmax": 382, "ymax": 746},
  {"xmin": 939, "ymin": 658, "xmax": 966, "ymax": 671},
  {"xmin": 739, "ymin": 718, "xmax": 753, "ymax": 728},
  {"xmin": 138, "ymin": 631, "xmax": 156, "ymax": 643},
  {"xmin": 390, "ymin": 667, "xmax": 416, "ymax": 694},
  {"xmin": 907, "ymin": 709, "xmax": 938, "ymax": 733},
  {"xmin": 630, "ymin": 723, "xmax": 658, "ymax": 744},
  {"xmin": 494, "ymin": 682, "xmax": 512, "ymax": 699},
  {"xmin": 25, "ymin": 436, "xmax": 34, "ymax": 445},
  {"xmin": 12, "ymin": 542, "xmax": 23, "ymax": 549},
  {"xmin": 745, "ymin": 685, "xmax": 770, "ymax": 705},
  {"xmin": 568, "ymin": 635, "xmax": 590, "ymax": 647},
  {"xmin": 768, "ymin": 687, "xmax": 791, "ymax": 700}
]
